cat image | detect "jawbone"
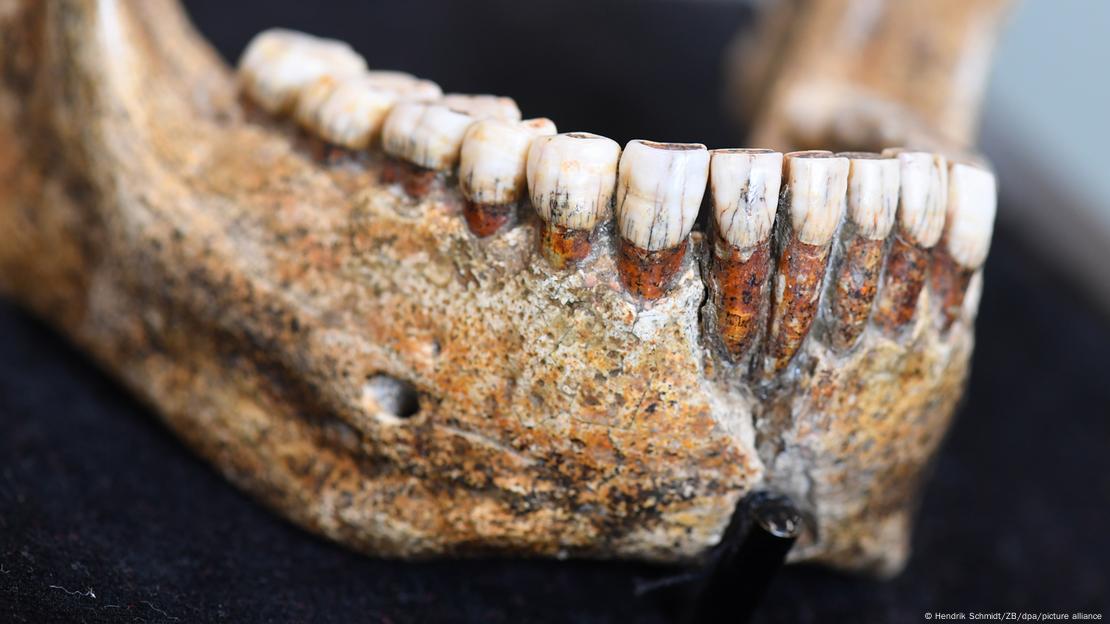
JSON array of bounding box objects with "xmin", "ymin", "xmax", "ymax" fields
[{"xmin": 0, "ymin": 0, "xmax": 983, "ymax": 576}]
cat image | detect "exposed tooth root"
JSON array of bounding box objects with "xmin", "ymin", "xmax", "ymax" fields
[
  {"xmin": 382, "ymin": 102, "xmax": 476, "ymax": 197},
  {"xmin": 459, "ymin": 118, "xmax": 557, "ymax": 237},
  {"xmin": 764, "ymin": 151, "xmax": 848, "ymax": 373},
  {"xmin": 708, "ymin": 149, "xmax": 783, "ymax": 358},
  {"xmin": 526, "ymin": 132, "xmax": 621, "ymax": 269},
  {"xmin": 827, "ymin": 152, "xmax": 900, "ymax": 350},
  {"xmin": 440, "ymin": 94, "xmax": 521, "ymax": 122},
  {"xmin": 931, "ymin": 162, "xmax": 997, "ymax": 328},
  {"xmin": 238, "ymin": 29, "xmax": 366, "ymax": 115},
  {"xmin": 615, "ymin": 140, "xmax": 709, "ymax": 300},
  {"xmin": 872, "ymin": 150, "xmax": 948, "ymax": 333}
]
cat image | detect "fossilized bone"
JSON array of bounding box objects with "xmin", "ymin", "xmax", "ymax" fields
[{"xmin": 0, "ymin": 0, "xmax": 1004, "ymax": 577}]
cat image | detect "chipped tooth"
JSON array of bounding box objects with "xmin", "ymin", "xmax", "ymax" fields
[
  {"xmin": 931, "ymin": 162, "xmax": 997, "ymax": 328},
  {"xmin": 238, "ymin": 29, "xmax": 366, "ymax": 115},
  {"xmin": 826, "ymin": 152, "xmax": 900, "ymax": 350},
  {"xmin": 526, "ymin": 132, "xmax": 621, "ymax": 269},
  {"xmin": 381, "ymin": 102, "xmax": 476, "ymax": 197},
  {"xmin": 440, "ymin": 94, "xmax": 522, "ymax": 122},
  {"xmin": 459, "ymin": 118, "xmax": 557, "ymax": 237},
  {"xmin": 872, "ymin": 150, "xmax": 949, "ymax": 334},
  {"xmin": 615, "ymin": 140, "xmax": 710, "ymax": 300},
  {"xmin": 709, "ymin": 149, "xmax": 783, "ymax": 359},
  {"xmin": 764, "ymin": 151, "xmax": 848, "ymax": 373}
]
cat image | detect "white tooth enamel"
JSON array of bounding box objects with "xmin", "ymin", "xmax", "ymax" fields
[
  {"xmin": 785, "ymin": 151, "xmax": 849, "ymax": 246},
  {"xmin": 440, "ymin": 94, "xmax": 522, "ymax": 122},
  {"xmin": 381, "ymin": 102, "xmax": 475, "ymax": 171},
  {"xmin": 459, "ymin": 118, "xmax": 557, "ymax": 206},
  {"xmin": 945, "ymin": 162, "xmax": 997, "ymax": 269},
  {"xmin": 238, "ymin": 29, "xmax": 366, "ymax": 115},
  {"xmin": 293, "ymin": 75, "xmax": 342, "ymax": 130},
  {"xmin": 710, "ymin": 149, "xmax": 783, "ymax": 251},
  {"xmin": 616, "ymin": 140, "xmax": 710, "ymax": 252},
  {"xmin": 526, "ymin": 132, "xmax": 621, "ymax": 231},
  {"xmin": 361, "ymin": 71, "xmax": 442, "ymax": 101},
  {"xmin": 882, "ymin": 149, "xmax": 948, "ymax": 247},
  {"xmin": 314, "ymin": 78, "xmax": 401, "ymax": 150},
  {"xmin": 843, "ymin": 153, "xmax": 900, "ymax": 240}
]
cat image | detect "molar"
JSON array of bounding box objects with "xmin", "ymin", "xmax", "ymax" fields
[
  {"xmin": 381, "ymin": 102, "xmax": 476, "ymax": 198},
  {"xmin": 440, "ymin": 94, "xmax": 522, "ymax": 122},
  {"xmin": 238, "ymin": 29, "xmax": 367, "ymax": 115}
]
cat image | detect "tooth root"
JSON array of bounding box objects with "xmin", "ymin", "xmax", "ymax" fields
[
  {"xmin": 764, "ymin": 150, "xmax": 848, "ymax": 373},
  {"xmin": 931, "ymin": 161, "xmax": 997, "ymax": 329},
  {"xmin": 526, "ymin": 132, "xmax": 621, "ymax": 269},
  {"xmin": 827, "ymin": 152, "xmax": 900, "ymax": 350},
  {"xmin": 872, "ymin": 150, "xmax": 948, "ymax": 334},
  {"xmin": 459, "ymin": 118, "xmax": 557, "ymax": 237},
  {"xmin": 709, "ymin": 149, "xmax": 783, "ymax": 359},
  {"xmin": 381, "ymin": 102, "xmax": 476, "ymax": 198},
  {"xmin": 440, "ymin": 93, "xmax": 522, "ymax": 122},
  {"xmin": 615, "ymin": 141, "xmax": 710, "ymax": 300},
  {"xmin": 238, "ymin": 29, "xmax": 366, "ymax": 115}
]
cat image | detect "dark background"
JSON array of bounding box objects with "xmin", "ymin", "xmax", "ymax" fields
[{"xmin": 2, "ymin": 1, "xmax": 1108, "ymax": 622}]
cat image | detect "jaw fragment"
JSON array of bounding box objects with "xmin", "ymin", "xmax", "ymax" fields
[{"xmin": 0, "ymin": 4, "xmax": 1003, "ymax": 578}]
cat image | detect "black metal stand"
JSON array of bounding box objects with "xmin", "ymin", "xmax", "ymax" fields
[{"xmin": 638, "ymin": 491, "xmax": 802, "ymax": 624}]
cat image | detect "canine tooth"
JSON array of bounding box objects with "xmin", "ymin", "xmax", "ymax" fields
[
  {"xmin": 826, "ymin": 152, "xmax": 900, "ymax": 350},
  {"xmin": 764, "ymin": 151, "xmax": 848, "ymax": 373},
  {"xmin": 526, "ymin": 132, "xmax": 621, "ymax": 269},
  {"xmin": 872, "ymin": 150, "xmax": 948, "ymax": 333},
  {"xmin": 931, "ymin": 162, "xmax": 997, "ymax": 328},
  {"xmin": 238, "ymin": 29, "xmax": 366, "ymax": 115},
  {"xmin": 459, "ymin": 118, "xmax": 557, "ymax": 237},
  {"xmin": 440, "ymin": 94, "xmax": 521, "ymax": 122},
  {"xmin": 709, "ymin": 149, "xmax": 783, "ymax": 358},
  {"xmin": 381, "ymin": 102, "xmax": 475, "ymax": 197},
  {"xmin": 615, "ymin": 140, "xmax": 709, "ymax": 300}
]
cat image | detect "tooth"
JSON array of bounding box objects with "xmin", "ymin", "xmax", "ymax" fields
[
  {"xmin": 526, "ymin": 132, "xmax": 621, "ymax": 269},
  {"xmin": 763, "ymin": 150, "xmax": 848, "ymax": 373},
  {"xmin": 440, "ymin": 93, "xmax": 521, "ymax": 122},
  {"xmin": 826, "ymin": 152, "xmax": 899, "ymax": 350},
  {"xmin": 931, "ymin": 161, "xmax": 997, "ymax": 328},
  {"xmin": 459, "ymin": 118, "xmax": 557, "ymax": 237},
  {"xmin": 238, "ymin": 29, "xmax": 366, "ymax": 115},
  {"xmin": 359, "ymin": 71, "xmax": 442, "ymax": 101},
  {"xmin": 381, "ymin": 102, "xmax": 476, "ymax": 198},
  {"xmin": 293, "ymin": 75, "xmax": 342, "ymax": 132},
  {"xmin": 313, "ymin": 77, "xmax": 404, "ymax": 151},
  {"xmin": 872, "ymin": 150, "xmax": 948, "ymax": 334},
  {"xmin": 708, "ymin": 148, "xmax": 783, "ymax": 359},
  {"xmin": 615, "ymin": 140, "xmax": 710, "ymax": 300}
]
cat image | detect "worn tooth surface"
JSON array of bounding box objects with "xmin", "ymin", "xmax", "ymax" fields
[
  {"xmin": 361, "ymin": 70, "xmax": 442, "ymax": 101},
  {"xmin": 314, "ymin": 77, "xmax": 401, "ymax": 151},
  {"xmin": 293, "ymin": 75, "xmax": 342, "ymax": 132},
  {"xmin": 381, "ymin": 102, "xmax": 475, "ymax": 197},
  {"xmin": 526, "ymin": 132, "xmax": 621, "ymax": 269},
  {"xmin": 931, "ymin": 161, "xmax": 997, "ymax": 328},
  {"xmin": 458, "ymin": 118, "xmax": 557, "ymax": 237},
  {"xmin": 615, "ymin": 140, "xmax": 710, "ymax": 301},
  {"xmin": 709, "ymin": 149, "xmax": 783, "ymax": 359},
  {"xmin": 872, "ymin": 150, "xmax": 948, "ymax": 334},
  {"xmin": 826, "ymin": 152, "xmax": 900, "ymax": 350},
  {"xmin": 238, "ymin": 29, "xmax": 366, "ymax": 115},
  {"xmin": 440, "ymin": 93, "xmax": 522, "ymax": 122},
  {"xmin": 764, "ymin": 150, "xmax": 848, "ymax": 373}
]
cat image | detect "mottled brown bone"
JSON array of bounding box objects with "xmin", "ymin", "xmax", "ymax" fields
[
  {"xmin": 827, "ymin": 234, "xmax": 886, "ymax": 350},
  {"xmin": 0, "ymin": 0, "xmax": 984, "ymax": 576},
  {"xmin": 463, "ymin": 200, "xmax": 514, "ymax": 238},
  {"xmin": 712, "ymin": 236, "xmax": 772, "ymax": 359}
]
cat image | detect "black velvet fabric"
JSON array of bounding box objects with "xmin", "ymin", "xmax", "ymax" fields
[{"xmin": 2, "ymin": 2, "xmax": 1108, "ymax": 621}]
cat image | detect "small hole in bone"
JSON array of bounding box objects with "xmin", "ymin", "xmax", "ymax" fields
[{"xmin": 363, "ymin": 374, "xmax": 421, "ymax": 422}]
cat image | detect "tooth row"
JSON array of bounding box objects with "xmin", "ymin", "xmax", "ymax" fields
[{"xmin": 238, "ymin": 29, "xmax": 999, "ymax": 371}]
